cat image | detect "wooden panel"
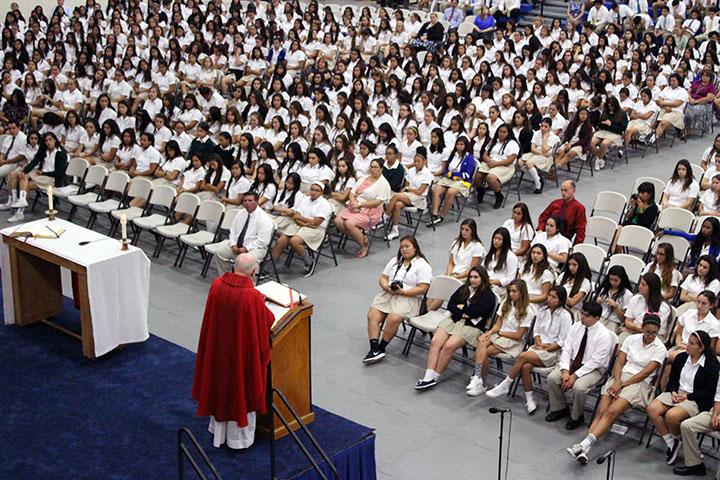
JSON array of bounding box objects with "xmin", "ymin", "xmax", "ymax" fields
[
  {"xmin": 258, "ymin": 305, "xmax": 315, "ymax": 440},
  {"xmin": 9, "ymin": 247, "xmax": 64, "ymax": 325}
]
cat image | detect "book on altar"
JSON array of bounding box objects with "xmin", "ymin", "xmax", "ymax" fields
[
  {"xmin": 255, "ymin": 281, "xmax": 306, "ymax": 307},
  {"xmin": 8, "ymin": 223, "xmax": 66, "ymax": 239}
]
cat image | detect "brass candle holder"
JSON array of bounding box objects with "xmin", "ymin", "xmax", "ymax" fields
[
  {"xmin": 121, "ymin": 239, "xmax": 129, "ymax": 251},
  {"xmin": 46, "ymin": 209, "xmax": 57, "ymax": 221}
]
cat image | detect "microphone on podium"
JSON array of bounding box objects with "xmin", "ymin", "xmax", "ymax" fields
[{"xmin": 489, "ymin": 407, "xmax": 511, "ymax": 414}]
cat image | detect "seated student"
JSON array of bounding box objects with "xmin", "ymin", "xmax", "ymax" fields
[
  {"xmin": 664, "ymin": 217, "xmax": 720, "ymax": 271},
  {"xmin": 270, "ymin": 181, "xmax": 333, "ymax": 277},
  {"xmin": 386, "ymin": 149, "xmax": 434, "ymax": 240},
  {"xmin": 187, "ymin": 122, "xmax": 216, "ymax": 164},
  {"xmin": 0, "ymin": 121, "xmax": 28, "ymax": 181},
  {"xmin": 674, "ymin": 380, "xmax": 720, "ymax": 476},
  {"xmin": 661, "ymin": 159, "xmax": 700, "ymax": 210},
  {"xmin": 556, "ymin": 252, "xmax": 593, "ymax": 320},
  {"xmin": 517, "ymin": 117, "xmax": 560, "ymax": 194},
  {"xmin": 589, "ymin": 96, "xmax": 628, "ymax": 171},
  {"xmin": 272, "ymin": 172, "xmax": 305, "ymax": 225},
  {"xmin": 153, "ymin": 141, "xmax": 186, "ymax": 188},
  {"xmin": 483, "ymin": 227, "xmax": 519, "ymax": 300},
  {"xmin": 566, "ymin": 314, "xmax": 667, "ymax": 465},
  {"xmin": 620, "ymin": 272, "xmax": 672, "ymax": 343},
  {"xmin": 427, "ymin": 136, "xmax": 476, "ymax": 225},
  {"xmin": 335, "ymin": 159, "xmax": 392, "ymax": 258},
  {"xmin": 414, "ymin": 266, "xmax": 497, "ymax": 390},
  {"xmin": 177, "ymin": 154, "xmax": 207, "ymax": 197},
  {"xmin": 248, "ymin": 164, "xmax": 279, "ymax": 212},
  {"xmin": 219, "ymin": 162, "xmax": 252, "ymax": 210},
  {"xmin": 621, "ymin": 181, "xmax": 659, "ymax": 230},
  {"xmin": 670, "ymin": 292, "xmax": 720, "ymax": 363},
  {"xmin": 197, "ymin": 155, "xmax": 230, "ymax": 202},
  {"xmin": 503, "ymin": 202, "xmax": 535, "ymax": 259},
  {"xmin": 382, "ymin": 145, "xmax": 406, "ymax": 193},
  {"xmin": 642, "ymin": 243, "xmax": 682, "ymax": 302},
  {"xmin": 699, "ymin": 173, "xmax": 720, "ymax": 217},
  {"xmin": 129, "ymin": 132, "xmax": 161, "ymax": 179},
  {"xmin": 4, "ymin": 132, "xmax": 68, "ymax": 223},
  {"xmin": 595, "ymin": 265, "xmax": 634, "ymax": 334},
  {"xmin": 476, "ymin": 124, "xmax": 520, "ymax": 209},
  {"xmin": 624, "ymin": 88, "xmax": 658, "ymax": 146},
  {"xmin": 212, "ymin": 192, "xmax": 275, "ymax": 273},
  {"xmin": 466, "ymin": 279, "xmax": 533, "ymax": 397},
  {"xmin": 680, "ymin": 255, "xmax": 720, "ymax": 303},
  {"xmin": 531, "ymin": 215, "xmax": 572, "ymax": 270},
  {"xmin": 363, "ymin": 236, "xmax": 432, "ymax": 364},
  {"xmin": 519, "ymin": 244, "xmax": 555, "ymax": 311},
  {"xmin": 545, "ymin": 302, "xmax": 617, "ymax": 431},
  {"xmin": 655, "ymin": 73, "xmax": 689, "ymax": 141},
  {"xmin": 328, "ymin": 158, "xmax": 356, "ymax": 214},
  {"xmin": 486, "ymin": 286, "xmax": 572, "ymax": 413},
  {"xmin": 114, "ymin": 128, "xmax": 140, "ymax": 172},
  {"xmin": 554, "ymin": 107, "xmax": 593, "ymax": 170},
  {"xmin": 647, "ymin": 330, "xmax": 719, "ymax": 466}
]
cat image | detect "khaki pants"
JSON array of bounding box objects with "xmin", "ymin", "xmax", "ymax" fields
[
  {"xmin": 547, "ymin": 367, "xmax": 604, "ymax": 420},
  {"xmin": 212, "ymin": 239, "xmax": 267, "ymax": 274},
  {"xmin": 680, "ymin": 411, "xmax": 720, "ymax": 478}
]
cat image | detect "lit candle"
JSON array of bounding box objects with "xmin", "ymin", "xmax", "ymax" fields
[
  {"xmin": 47, "ymin": 185, "xmax": 53, "ymax": 211},
  {"xmin": 120, "ymin": 213, "xmax": 127, "ymax": 241}
]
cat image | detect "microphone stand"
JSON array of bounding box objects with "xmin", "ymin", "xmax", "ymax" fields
[
  {"xmin": 597, "ymin": 449, "xmax": 616, "ymax": 480},
  {"xmin": 496, "ymin": 411, "xmax": 506, "ymax": 480}
]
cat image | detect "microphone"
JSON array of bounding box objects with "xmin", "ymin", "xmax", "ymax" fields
[
  {"xmin": 596, "ymin": 449, "xmax": 615, "ymax": 465},
  {"xmin": 489, "ymin": 407, "xmax": 511, "ymax": 414}
]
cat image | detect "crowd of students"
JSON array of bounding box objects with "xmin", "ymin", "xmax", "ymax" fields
[{"xmin": 1, "ymin": 0, "xmax": 720, "ymax": 473}]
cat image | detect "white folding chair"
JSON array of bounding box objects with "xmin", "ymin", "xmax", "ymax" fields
[
  {"xmin": 583, "ymin": 216, "xmax": 618, "ymax": 251},
  {"xmin": 175, "ymin": 201, "xmax": 226, "ymax": 268},
  {"xmin": 631, "ymin": 177, "xmax": 665, "ymax": 200},
  {"xmin": 42, "ymin": 157, "xmax": 89, "ymax": 206},
  {"xmin": 402, "ymin": 275, "xmax": 464, "ymax": 356},
  {"xmin": 86, "ymin": 171, "xmax": 131, "ymax": 230},
  {"xmin": 652, "ymin": 234, "xmax": 692, "ymax": 268},
  {"xmin": 67, "ymin": 165, "xmax": 109, "ymax": 222},
  {"xmin": 131, "ymin": 186, "xmax": 178, "ymax": 245},
  {"xmin": 152, "ymin": 192, "xmax": 201, "ymax": 257},
  {"xmin": 202, "ymin": 208, "xmax": 240, "ymax": 277},
  {"xmin": 590, "ymin": 191, "xmax": 627, "ymax": 222},
  {"xmin": 616, "ymin": 225, "xmax": 654, "ymax": 260},
  {"xmin": 607, "ymin": 253, "xmax": 647, "ymax": 287},
  {"xmin": 571, "ymin": 243, "xmax": 607, "ymax": 284},
  {"xmin": 108, "ymin": 178, "xmax": 154, "ymax": 237},
  {"xmin": 656, "ymin": 207, "xmax": 695, "ymax": 232},
  {"xmin": 458, "ymin": 22, "xmax": 474, "ymax": 36},
  {"xmin": 691, "ymin": 215, "xmax": 713, "ymax": 234}
]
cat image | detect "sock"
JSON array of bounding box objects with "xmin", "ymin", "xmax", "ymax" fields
[
  {"xmin": 378, "ymin": 338, "xmax": 390, "ymax": 352},
  {"xmin": 423, "ymin": 369, "xmax": 438, "ymax": 382},
  {"xmin": 19, "ymin": 191, "xmax": 26, "ymax": 201},
  {"xmin": 369, "ymin": 338, "xmax": 379, "ymax": 351},
  {"xmin": 525, "ymin": 390, "xmax": 534, "ymax": 403},
  {"xmin": 17, "ymin": 207, "xmax": 24, "ymax": 215},
  {"xmin": 526, "ymin": 167, "xmax": 541, "ymax": 188},
  {"xmin": 662, "ymin": 433, "xmax": 674, "ymax": 449},
  {"xmin": 10, "ymin": 190, "xmax": 17, "ymax": 203},
  {"xmin": 501, "ymin": 376, "xmax": 513, "ymax": 387},
  {"xmin": 579, "ymin": 434, "xmax": 596, "ymax": 450},
  {"xmin": 473, "ymin": 363, "xmax": 482, "ymax": 377}
]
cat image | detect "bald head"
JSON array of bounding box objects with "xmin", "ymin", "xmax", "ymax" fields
[
  {"xmin": 234, "ymin": 253, "xmax": 258, "ymax": 277},
  {"xmin": 560, "ymin": 180, "xmax": 576, "ymax": 201}
]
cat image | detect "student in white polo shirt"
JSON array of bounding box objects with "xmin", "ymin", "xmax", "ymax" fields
[
  {"xmin": 385, "ymin": 149, "xmax": 434, "ymax": 240},
  {"xmin": 0, "ymin": 121, "xmax": 27, "ymax": 180},
  {"xmin": 566, "ymin": 314, "xmax": 667, "ymax": 464},
  {"xmin": 270, "ymin": 180, "xmax": 333, "ymax": 277},
  {"xmin": 671, "ymin": 291, "xmax": 720, "ymax": 361},
  {"xmin": 530, "ymin": 215, "xmax": 571, "ymax": 270},
  {"xmin": 130, "ymin": 132, "xmax": 161, "ymax": 179}
]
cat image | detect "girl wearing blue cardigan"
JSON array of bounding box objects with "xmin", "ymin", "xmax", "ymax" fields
[
  {"xmin": 663, "ymin": 216, "xmax": 720, "ymax": 270},
  {"xmin": 427, "ymin": 135, "xmax": 476, "ymax": 226}
]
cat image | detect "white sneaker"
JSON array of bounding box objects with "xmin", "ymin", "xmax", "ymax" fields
[
  {"xmin": 486, "ymin": 381, "xmax": 511, "ymax": 398},
  {"xmin": 466, "ymin": 377, "xmax": 487, "ymax": 396},
  {"xmin": 594, "ymin": 158, "xmax": 605, "ymax": 171},
  {"xmin": 386, "ymin": 229, "xmax": 400, "ymax": 240},
  {"xmin": 0, "ymin": 202, "xmax": 12, "ymax": 211},
  {"xmin": 7, "ymin": 211, "xmax": 24, "ymax": 223},
  {"xmin": 466, "ymin": 375, "xmax": 482, "ymax": 390},
  {"xmin": 526, "ymin": 398, "xmax": 538, "ymax": 415},
  {"xmin": 11, "ymin": 198, "xmax": 28, "ymax": 209}
]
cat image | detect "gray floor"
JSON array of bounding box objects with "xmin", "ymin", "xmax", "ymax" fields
[{"xmin": 4, "ymin": 132, "xmax": 716, "ymax": 479}]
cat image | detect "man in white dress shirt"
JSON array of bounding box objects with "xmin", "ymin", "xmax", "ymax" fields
[
  {"xmin": 546, "ymin": 302, "xmax": 617, "ymax": 430},
  {"xmin": 212, "ymin": 192, "xmax": 274, "ymax": 274}
]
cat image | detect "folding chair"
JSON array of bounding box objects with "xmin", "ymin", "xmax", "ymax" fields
[
  {"xmin": 591, "ymin": 191, "xmax": 628, "ymax": 223},
  {"xmin": 152, "ymin": 192, "xmax": 202, "ymax": 258},
  {"xmin": 402, "ymin": 275, "xmax": 464, "ymax": 356},
  {"xmin": 284, "ymin": 217, "xmax": 339, "ymax": 275},
  {"xmin": 130, "ymin": 186, "xmax": 177, "ymax": 245},
  {"xmin": 572, "ymin": 243, "xmax": 608, "ymax": 287},
  {"xmin": 630, "ymin": 111, "xmax": 659, "ymax": 158},
  {"xmin": 606, "ymin": 253, "xmax": 647, "ymax": 287},
  {"xmin": 201, "ymin": 209, "xmax": 239, "ymax": 277},
  {"xmin": 615, "ymin": 225, "xmax": 654, "ymax": 260},
  {"xmin": 631, "ymin": 177, "xmax": 665, "ymax": 199},
  {"xmin": 452, "ymin": 169, "xmax": 482, "ymax": 221},
  {"xmin": 175, "ymin": 200, "xmax": 226, "ymax": 268},
  {"xmin": 258, "ymin": 230, "xmax": 281, "ymax": 284},
  {"xmin": 692, "ymin": 215, "xmax": 713, "ymax": 234},
  {"xmin": 501, "ymin": 168, "xmax": 523, "ymax": 208},
  {"xmin": 584, "ymin": 215, "xmax": 618, "ymax": 252},
  {"xmin": 108, "ymin": 178, "xmax": 154, "ymax": 237},
  {"xmin": 35, "ymin": 157, "xmax": 89, "ymax": 211},
  {"xmin": 565, "ymin": 151, "xmax": 595, "ymax": 182},
  {"xmin": 66, "ymin": 165, "xmax": 109, "ymax": 222},
  {"xmin": 86, "ymin": 171, "xmax": 133, "ymax": 230},
  {"xmin": 656, "ymin": 207, "xmax": 695, "ymax": 233},
  {"xmin": 651, "ymin": 234, "xmax": 691, "ymax": 270}
]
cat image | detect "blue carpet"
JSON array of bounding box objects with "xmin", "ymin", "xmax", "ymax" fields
[{"xmin": 0, "ymin": 295, "xmax": 376, "ymax": 480}]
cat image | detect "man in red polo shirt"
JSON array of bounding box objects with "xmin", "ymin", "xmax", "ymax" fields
[{"xmin": 537, "ymin": 180, "xmax": 587, "ymax": 244}]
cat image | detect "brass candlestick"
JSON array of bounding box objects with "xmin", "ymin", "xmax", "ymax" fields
[
  {"xmin": 121, "ymin": 239, "xmax": 129, "ymax": 251},
  {"xmin": 46, "ymin": 209, "xmax": 57, "ymax": 221}
]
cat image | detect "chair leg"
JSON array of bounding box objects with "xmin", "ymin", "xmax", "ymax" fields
[
  {"xmin": 67, "ymin": 205, "xmax": 77, "ymax": 222},
  {"xmin": 173, "ymin": 244, "xmax": 185, "ymax": 267},
  {"xmin": 201, "ymin": 254, "xmax": 213, "ymax": 278},
  {"xmin": 645, "ymin": 425, "xmax": 655, "ymax": 448},
  {"xmin": 402, "ymin": 327, "xmax": 418, "ymax": 356}
]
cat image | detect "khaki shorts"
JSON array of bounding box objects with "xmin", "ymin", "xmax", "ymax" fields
[
  {"xmin": 435, "ymin": 176, "xmax": 470, "ymax": 197},
  {"xmin": 405, "ymin": 191, "xmax": 427, "ymax": 210},
  {"xmin": 601, "ymin": 372, "xmax": 654, "ymax": 408},
  {"xmin": 370, "ymin": 290, "xmax": 422, "ymax": 319},
  {"xmin": 528, "ymin": 345, "xmax": 559, "ymax": 367},
  {"xmin": 627, "ymin": 119, "xmax": 652, "ymax": 135},
  {"xmin": 569, "ymin": 145, "xmax": 587, "ymax": 160},
  {"xmin": 438, "ymin": 317, "xmax": 482, "ymax": 346},
  {"xmin": 477, "ymin": 162, "xmax": 515, "ymax": 184},
  {"xmin": 520, "ymin": 153, "xmax": 553, "ymax": 172},
  {"xmin": 655, "ymin": 391, "xmax": 699, "ymax": 417},
  {"xmin": 593, "ymin": 130, "xmax": 623, "ymax": 146},
  {"xmin": 489, "ymin": 333, "xmax": 524, "ymax": 357},
  {"xmin": 28, "ymin": 171, "xmax": 55, "ymax": 188},
  {"xmin": 280, "ymin": 224, "xmax": 327, "ymax": 251}
]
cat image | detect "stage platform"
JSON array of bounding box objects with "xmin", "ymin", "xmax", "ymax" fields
[{"xmin": 0, "ymin": 294, "xmax": 376, "ymax": 480}]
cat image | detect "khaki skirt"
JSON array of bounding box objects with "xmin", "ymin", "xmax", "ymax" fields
[
  {"xmin": 521, "ymin": 153, "xmax": 554, "ymax": 172},
  {"xmin": 528, "ymin": 345, "xmax": 559, "ymax": 367},
  {"xmin": 600, "ymin": 372, "xmax": 654, "ymax": 408},
  {"xmin": 627, "ymin": 119, "xmax": 652, "ymax": 135},
  {"xmin": 477, "ymin": 162, "xmax": 516, "ymax": 184},
  {"xmin": 281, "ymin": 224, "xmax": 326, "ymax": 251},
  {"xmin": 435, "ymin": 176, "xmax": 470, "ymax": 197},
  {"xmin": 660, "ymin": 111, "xmax": 685, "ymax": 130},
  {"xmin": 593, "ymin": 130, "xmax": 623, "ymax": 146},
  {"xmin": 655, "ymin": 391, "xmax": 699, "ymax": 417},
  {"xmin": 438, "ymin": 317, "xmax": 482, "ymax": 346},
  {"xmin": 273, "ymin": 215, "xmax": 296, "ymax": 232},
  {"xmin": 329, "ymin": 198, "xmax": 346, "ymax": 215},
  {"xmin": 370, "ymin": 290, "xmax": 422, "ymax": 318},
  {"xmin": 489, "ymin": 333, "xmax": 524, "ymax": 357},
  {"xmin": 405, "ymin": 192, "xmax": 427, "ymax": 210},
  {"xmin": 28, "ymin": 171, "xmax": 55, "ymax": 188}
]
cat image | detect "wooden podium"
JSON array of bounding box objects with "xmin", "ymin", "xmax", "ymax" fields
[{"xmin": 257, "ymin": 301, "xmax": 315, "ymax": 440}]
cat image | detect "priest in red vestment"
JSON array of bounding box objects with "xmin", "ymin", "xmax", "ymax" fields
[{"xmin": 192, "ymin": 253, "xmax": 275, "ymax": 449}]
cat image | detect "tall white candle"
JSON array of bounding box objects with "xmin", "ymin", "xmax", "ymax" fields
[
  {"xmin": 120, "ymin": 213, "xmax": 127, "ymax": 240},
  {"xmin": 47, "ymin": 185, "xmax": 53, "ymax": 211}
]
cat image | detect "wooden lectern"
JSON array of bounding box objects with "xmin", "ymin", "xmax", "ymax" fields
[{"xmin": 258, "ymin": 301, "xmax": 314, "ymax": 440}]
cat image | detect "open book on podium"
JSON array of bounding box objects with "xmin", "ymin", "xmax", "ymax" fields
[{"xmin": 255, "ymin": 281, "xmax": 315, "ymax": 439}]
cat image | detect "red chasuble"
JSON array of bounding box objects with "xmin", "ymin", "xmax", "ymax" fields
[{"xmin": 192, "ymin": 273, "xmax": 275, "ymax": 427}]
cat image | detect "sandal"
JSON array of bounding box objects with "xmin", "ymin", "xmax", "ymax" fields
[{"xmin": 356, "ymin": 247, "xmax": 369, "ymax": 258}]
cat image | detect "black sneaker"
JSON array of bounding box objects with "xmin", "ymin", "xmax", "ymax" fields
[
  {"xmin": 362, "ymin": 349, "xmax": 386, "ymax": 364},
  {"xmin": 426, "ymin": 215, "xmax": 438, "ymax": 227},
  {"xmin": 303, "ymin": 261, "xmax": 316, "ymax": 277},
  {"xmin": 533, "ymin": 177, "xmax": 544, "ymax": 195},
  {"xmin": 666, "ymin": 438, "xmax": 681, "ymax": 465},
  {"xmin": 493, "ymin": 192, "xmax": 504, "ymax": 209},
  {"xmin": 476, "ymin": 186, "xmax": 486, "ymax": 204},
  {"xmin": 414, "ymin": 379, "xmax": 437, "ymax": 390}
]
